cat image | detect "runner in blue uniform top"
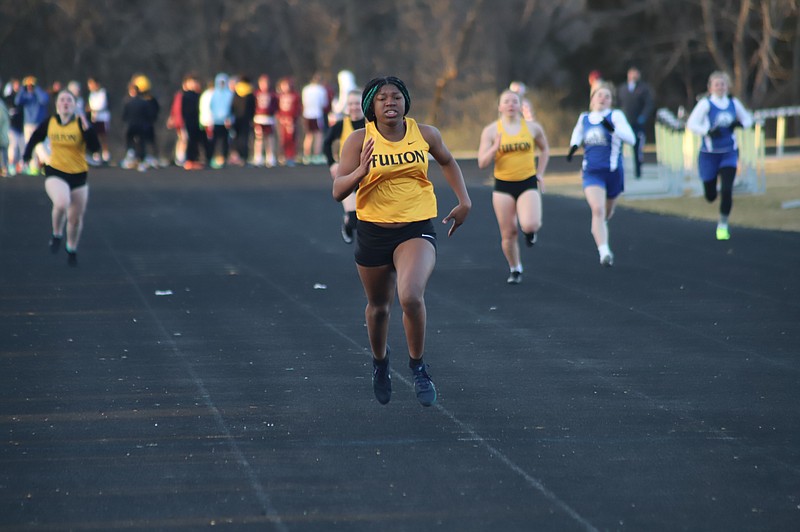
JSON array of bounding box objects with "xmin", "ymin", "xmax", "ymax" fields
[
  {"xmin": 567, "ymin": 83, "xmax": 635, "ymax": 266},
  {"xmin": 686, "ymin": 71, "xmax": 753, "ymax": 240}
]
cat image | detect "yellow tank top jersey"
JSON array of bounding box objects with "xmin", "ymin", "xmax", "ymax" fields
[
  {"xmin": 47, "ymin": 116, "xmax": 89, "ymax": 174},
  {"xmin": 356, "ymin": 118, "xmax": 437, "ymax": 223},
  {"xmin": 338, "ymin": 117, "xmax": 354, "ymax": 158},
  {"xmin": 493, "ymin": 119, "xmax": 536, "ymax": 182}
]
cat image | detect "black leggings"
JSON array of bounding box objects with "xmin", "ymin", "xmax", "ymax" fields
[{"xmin": 703, "ymin": 167, "xmax": 736, "ymax": 216}]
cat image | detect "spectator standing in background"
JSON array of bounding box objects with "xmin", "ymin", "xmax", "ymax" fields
[
  {"xmin": 199, "ymin": 80, "xmax": 214, "ymax": 153},
  {"xmin": 180, "ymin": 74, "xmax": 204, "ymax": 170},
  {"xmin": 66, "ymin": 81, "xmax": 86, "ymax": 123},
  {"xmin": 252, "ymin": 74, "xmax": 278, "ymax": 168},
  {"xmin": 0, "ymin": 95, "xmax": 9, "ymax": 177},
  {"xmin": 276, "ymin": 77, "xmax": 301, "ymax": 167},
  {"xmin": 15, "ymin": 76, "xmax": 50, "ymax": 172},
  {"xmin": 617, "ymin": 66, "xmax": 654, "ymax": 178},
  {"xmin": 508, "ymin": 81, "xmax": 535, "ymax": 122},
  {"xmin": 3, "ymin": 78, "xmax": 24, "ymax": 175},
  {"xmin": 206, "ymin": 73, "xmax": 234, "ymax": 168},
  {"xmin": 167, "ymin": 80, "xmax": 187, "ymax": 166},
  {"xmin": 231, "ymin": 75, "xmax": 256, "ymax": 167},
  {"xmin": 86, "ymin": 78, "xmax": 111, "ymax": 164},
  {"xmin": 47, "ymin": 81, "xmax": 63, "ymax": 115},
  {"xmin": 330, "ymin": 69, "xmax": 356, "ymax": 122},
  {"xmin": 132, "ymin": 74, "xmax": 160, "ymax": 169},
  {"xmin": 121, "ymin": 78, "xmax": 159, "ymax": 172},
  {"xmin": 588, "ymin": 70, "xmax": 604, "ymax": 95},
  {"xmin": 301, "ymin": 73, "xmax": 329, "ymax": 165}
]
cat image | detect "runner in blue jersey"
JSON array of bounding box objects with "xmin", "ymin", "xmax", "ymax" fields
[
  {"xmin": 567, "ymin": 83, "xmax": 635, "ymax": 266},
  {"xmin": 686, "ymin": 71, "xmax": 753, "ymax": 240}
]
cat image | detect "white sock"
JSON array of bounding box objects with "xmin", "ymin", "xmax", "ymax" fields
[
  {"xmin": 510, "ymin": 264, "xmax": 523, "ymax": 273},
  {"xmin": 598, "ymin": 244, "xmax": 611, "ymax": 257}
]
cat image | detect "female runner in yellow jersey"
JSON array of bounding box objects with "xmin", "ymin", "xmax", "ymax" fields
[
  {"xmin": 23, "ymin": 90, "xmax": 100, "ymax": 266},
  {"xmin": 333, "ymin": 76, "xmax": 471, "ymax": 407},
  {"xmin": 477, "ymin": 89, "xmax": 550, "ymax": 284}
]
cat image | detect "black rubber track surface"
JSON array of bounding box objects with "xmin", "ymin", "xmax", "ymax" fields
[{"xmin": 1, "ymin": 161, "xmax": 798, "ymax": 531}]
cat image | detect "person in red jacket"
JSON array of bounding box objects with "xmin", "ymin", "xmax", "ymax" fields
[
  {"xmin": 166, "ymin": 82, "xmax": 186, "ymax": 166},
  {"xmin": 276, "ymin": 77, "xmax": 301, "ymax": 166},
  {"xmin": 252, "ymin": 74, "xmax": 278, "ymax": 167}
]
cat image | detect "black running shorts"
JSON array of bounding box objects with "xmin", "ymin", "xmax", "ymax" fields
[
  {"xmin": 493, "ymin": 175, "xmax": 538, "ymax": 200},
  {"xmin": 355, "ymin": 219, "xmax": 437, "ymax": 267}
]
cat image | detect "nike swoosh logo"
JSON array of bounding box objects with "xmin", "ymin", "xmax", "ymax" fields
[
  {"xmin": 421, "ymin": 234, "xmax": 434, "ymax": 239},
  {"xmin": 408, "ymin": 141, "xmax": 416, "ymax": 145}
]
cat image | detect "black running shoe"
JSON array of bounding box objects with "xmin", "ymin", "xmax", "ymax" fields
[
  {"xmin": 372, "ymin": 352, "xmax": 391, "ymax": 405},
  {"xmin": 411, "ymin": 362, "xmax": 437, "ymax": 407},
  {"xmin": 67, "ymin": 250, "xmax": 77, "ymax": 267},
  {"xmin": 507, "ymin": 270, "xmax": 522, "ymax": 284},
  {"xmin": 49, "ymin": 236, "xmax": 62, "ymax": 254},
  {"xmin": 524, "ymin": 232, "xmax": 537, "ymax": 247}
]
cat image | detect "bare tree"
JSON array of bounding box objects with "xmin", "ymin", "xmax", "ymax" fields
[
  {"xmin": 429, "ymin": 0, "xmax": 486, "ymax": 124},
  {"xmin": 1, "ymin": 0, "xmax": 797, "ymax": 151}
]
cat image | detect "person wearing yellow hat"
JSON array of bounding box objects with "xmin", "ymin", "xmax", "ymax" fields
[
  {"xmin": 121, "ymin": 75, "xmax": 160, "ymax": 171},
  {"xmin": 133, "ymin": 75, "xmax": 151, "ymax": 94}
]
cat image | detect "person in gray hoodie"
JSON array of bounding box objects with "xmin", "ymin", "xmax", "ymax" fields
[{"xmin": 206, "ymin": 73, "xmax": 234, "ymax": 168}]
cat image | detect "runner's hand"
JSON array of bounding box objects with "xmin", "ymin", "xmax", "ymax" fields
[
  {"xmin": 443, "ymin": 203, "xmax": 470, "ymax": 237},
  {"xmin": 566, "ymin": 145, "xmax": 578, "ymax": 162}
]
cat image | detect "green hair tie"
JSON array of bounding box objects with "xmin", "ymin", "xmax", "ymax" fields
[{"xmin": 362, "ymin": 84, "xmax": 382, "ymax": 118}]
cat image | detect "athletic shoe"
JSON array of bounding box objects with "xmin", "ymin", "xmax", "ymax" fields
[
  {"xmin": 411, "ymin": 362, "xmax": 437, "ymax": 407},
  {"xmin": 524, "ymin": 232, "xmax": 537, "ymax": 247},
  {"xmin": 67, "ymin": 250, "xmax": 78, "ymax": 267},
  {"xmin": 600, "ymin": 251, "xmax": 614, "ymax": 267},
  {"xmin": 716, "ymin": 226, "xmax": 730, "ymax": 240},
  {"xmin": 507, "ymin": 270, "xmax": 522, "ymax": 284},
  {"xmin": 120, "ymin": 150, "xmax": 137, "ymax": 169},
  {"xmin": 341, "ymin": 222, "xmax": 354, "ymax": 244},
  {"xmin": 372, "ymin": 346, "xmax": 391, "ymax": 405},
  {"xmin": 49, "ymin": 236, "xmax": 62, "ymax": 254}
]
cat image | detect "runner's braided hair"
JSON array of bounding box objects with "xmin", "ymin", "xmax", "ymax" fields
[{"xmin": 361, "ymin": 76, "xmax": 411, "ymax": 122}]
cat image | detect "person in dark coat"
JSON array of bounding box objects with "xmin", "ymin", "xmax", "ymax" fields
[{"xmin": 616, "ymin": 66, "xmax": 654, "ymax": 178}]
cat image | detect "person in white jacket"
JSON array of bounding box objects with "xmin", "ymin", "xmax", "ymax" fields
[
  {"xmin": 86, "ymin": 78, "xmax": 111, "ymax": 164},
  {"xmin": 686, "ymin": 71, "xmax": 752, "ymax": 240},
  {"xmin": 567, "ymin": 83, "xmax": 635, "ymax": 266}
]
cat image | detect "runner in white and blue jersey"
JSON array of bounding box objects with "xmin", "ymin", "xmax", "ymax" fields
[
  {"xmin": 567, "ymin": 83, "xmax": 635, "ymax": 266},
  {"xmin": 686, "ymin": 71, "xmax": 752, "ymax": 241}
]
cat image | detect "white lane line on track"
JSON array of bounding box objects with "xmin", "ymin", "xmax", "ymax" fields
[
  {"xmin": 234, "ymin": 261, "xmax": 599, "ymax": 532},
  {"xmin": 102, "ymin": 239, "xmax": 289, "ymax": 532}
]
